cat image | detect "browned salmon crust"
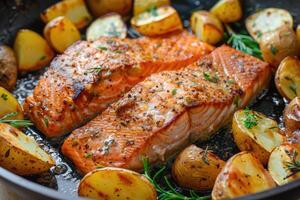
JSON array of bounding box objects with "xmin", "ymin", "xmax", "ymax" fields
[
  {"xmin": 62, "ymin": 45, "xmax": 271, "ymax": 174},
  {"xmin": 23, "ymin": 31, "xmax": 214, "ymax": 137}
]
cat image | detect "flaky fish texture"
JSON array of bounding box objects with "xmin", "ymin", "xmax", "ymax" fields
[{"xmin": 62, "ymin": 45, "xmax": 271, "ymax": 174}]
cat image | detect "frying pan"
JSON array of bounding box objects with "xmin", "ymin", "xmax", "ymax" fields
[{"xmin": 0, "ymin": 0, "xmax": 300, "ymax": 199}]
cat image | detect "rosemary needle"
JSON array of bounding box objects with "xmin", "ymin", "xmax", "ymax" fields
[{"xmin": 0, "ymin": 112, "xmax": 33, "ymax": 128}]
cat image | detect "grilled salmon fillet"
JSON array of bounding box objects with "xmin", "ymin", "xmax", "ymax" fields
[
  {"xmin": 23, "ymin": 31, "xmax": 214, "ymax": 137},
  {"xmin": 62, "ymin": 45, "xmax": 271, "ymax": 174}
]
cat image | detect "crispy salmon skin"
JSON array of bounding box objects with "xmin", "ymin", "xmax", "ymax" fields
[
  {"xmin": 23, "ymin": 31, "xmax": 214, "ymax": 137},
  {"xmin": 62, "ymin": 46, "xmax": 271, "ymax": 174}
]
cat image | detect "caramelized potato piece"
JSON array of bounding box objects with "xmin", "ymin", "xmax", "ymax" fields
[
  {"xmin": 212, "ymin": 152, "xmax": 276, "ymax": 200},
  {"xmin": 172, "ymin": 145, "xmax": 225, "ymax": 191},
  {"xmin": 133, "ymin": 0, "xmax": 170, "ymax": 16},
  {"xmin": 44, "ymin": 16, "xmax": 81, "ymax": 53},
  {"xmin": 86, "ymin": 0, "xmax": 132, "ymax": 17},
  {"xmin": 40, "ymin": 0, "xmax": 92, "ymax": 29},
  {"xmin": 0, "ymin": 87, "xmax": 23, "ymax": 120},
  {"xmin": 232, "ymin": 109, "xmax": 284, "ymax": 165},
  {"xmin": 0, "ymin": 123, "xmax": 55, "ymax": 175},
  {"xmin": 210, "ymin": 0, "xmax": 242, "ymax": 23},
  {"xmin": 190, "ymin": 11, "xmax": 223, "ymax": 45},
  {"xmin": 0, "ymin": 46, "xmax": 17, "ymax": 91},
  {"xmin": 297, "ymin": 25, "xmax": 300, "ymax": 45},
  {"xmin": 284, "ymin": 97, "xmax": 300, "ymax": 132},
  {"xmin": 86, "ymin": 13, "xmax": 127, "ymax": 41},
  {"xmin": 78, "ymin": 167, "xmax": 156, "ymax": 200},
  {"xmin": 275, "ymin": 56, "xmax": 300, "ymax": 100},
  {"xmin": 131, "ymin": 6, "xmax": 183, "ymax": 37},
  {"xmin": 14, "ymin": 29, "xmax": 54, "ymax": 73},
  {"xmin": 246, "ymin": 8, "xmax": 293, "ymax": 43}
]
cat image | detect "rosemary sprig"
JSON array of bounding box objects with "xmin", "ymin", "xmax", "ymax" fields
[
  {"xmin": 0, "ymin": 112, "xmax": 33, "ymax": 128},
  {"xmin": 284, "ymin": 149, "xmax": 300, "ymax": 179},
  {"xmin": 142, "ymin": 157, "xmax": 211, "ymax": 200},
  {"xmin": 225, "ymin": 24, "xmax": 262, "ymax": 59}
]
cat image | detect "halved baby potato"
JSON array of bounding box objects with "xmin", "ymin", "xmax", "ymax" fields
[
  {"xmin": 190, "ymin": 11, "xmax": 224, "ymax": 45},
  {"xmin": 0, "ymin": 87, "xmax": 23, "ymax": 120},
  {"xmin": 133, "ymin": 0, "xmax": 170, "ymax": 16},
  {"xmin": 172, "ymin": 145, "xmax": 225, "ymax": 191},
  {"xmin": 212, "ymin": 152, "xmax": 276, "ymax": 200},
  {"xmin": 86, "ymin": 0, "xmax": 132, "ymax": 18},
  {"xmin": 78, "ymin": 167, "xmax": 157, "ymax": 200},
  {"xmin": 40, "ymin": 0, "xmax": 92, "ymax": 29},
  {"xmin": 210, "ymin": 0, "xmax": 242, "ymax": 23},
  {"xmin": 232, "ymin": 109, "xmax": 285, "ymax": 165},
  {"xmin": 297, "ymin": 25, "xmax": 300, "ymax": 45},
  {"xmin": 0, "ymin": 46, "xmax": 17, "ymax": 91},
  {"xmin": 284, "ymin": 97, "xmax": 300, "ymax": 132},
  {"xmin": 246, "ymin": 8, "xmax": 293, "ymax": 43},
  {"xmin": 268, "ymin": 144, "xmax": 300, "ymax": 185},
  {"xmin": 14, "ymin": 29, "xmax": 54, "ymax": 73},
  {"xmin": 275, "ymin": 56, "xmax": 300, "ymax": 101},
  {"xmin": 44, "ymin": 16, "xmax": 81, "ymax": 53},
  {"xmin": 131, "ymin": 6, "xmax": 183, "ymax": 37},
  {"xmin": 0, "ymin": 123, "xmax": 55, "ymax": 175},
  {"xmin": 86, "ymin": 13, "xmax": 127, "ymax": 41}
]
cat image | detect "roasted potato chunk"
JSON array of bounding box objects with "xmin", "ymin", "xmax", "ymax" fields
[
  {"xmin": 210, "ymin": 0, "xmax": 242, "ymax": 23},
  {"xmin": 14, "ymin": 29, "xmax": 54, "ymax": 73},
  {"xmin": 172, "ymin": 145, "xmax": 225, "ymax": 191},
  {"xmin": 44, "ymin": 16, "xmax": 81, "ymax": 53},
  {"xmin": 133, "ymin": 0, "xmax": 170, "ymax": 16},
  {"xmin": 212, "ymin": 152, "xmax": 276, "ymax": 200},
  {"xmin": 232, "ymin": 109, "xmax": 284, "ymax": 165},
  {"xmin": 0, "ymin": 123, "xmax": 54, "ymax": 175},
  {"xmin": 297, "ymin": 25, "xmax": 300, "ymax": 45},
  {"xmin": 275, "ymin": 56, "xmax": 300, "ymax": 100},
  {"xmin": 0, "ymin": 46, "xmax": 17, "ymax": 91},
  {"xmin": 0, "ymin": 87, "xmax": 23, "ymax": 120},
  {"xmin": 78, "ymin": 167, "xmax": 156, "ymax": 200},
  {"xmin": 260, "ymin": 26, "xmax": 299, "ymax": 68},
  {"xmin": 190, "ymin": 11, "xmax": 224, "ymax": 45},
  {"xmin": 86, "ymin": 0, "xmax": 132, "ymax": 18},
  {"xmin": 268, "ymin": 144, "xmax": 300, "ymax": 185},
  {"xmin": 40, "ymin": 0, "xmax": 92, "ymax": 29},
  {"xmin": 131, "ymin": 6, "xmax": 183, "ymax": 37},
  {"xmin": 86, "ymin": 13, "xmax": 127, "ymax": 41},
  {"xmin": 246, "ymin": 8, "xmax": 293, "ymax": 43},
  {"xmin": 284, "ymin": 97, "xmax": 300, "ymax": 132}
]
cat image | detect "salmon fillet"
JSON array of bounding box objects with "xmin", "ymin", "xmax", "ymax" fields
[
  {"xmin": 23, "ymin": 31, "xmax": 214, "ymax": 137},
  {"xmin": 62, "ymin": 45, "xmax": 271, "ymax": 174}
]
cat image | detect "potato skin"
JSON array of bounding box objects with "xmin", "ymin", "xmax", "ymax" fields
[
  {"xmin": 275, "ymin": 56, "xmax": 300, "ymax": 101},
  {"xmin": 0, "ymin": 123, "xmax": 55, "ymax": 175},
  {"xmin": 0, "ymin": 46, "xmax": 17, "ymax": 91},
  {"xmin": 0, "ymin": 87, "xmax": 23, "ymax": 120},
  {"xmin": 78, "ymin": 167, "xmax": 157, "ymax": 200},
  {"xmin": 87, "ymin": 0, "xmax": 132, "ymax": 17},
  {"xmin": 212, "ymin": 152, "xmax": 276, "ymax": 200},
  {"xmin": 133, "ymin": 0, "xmax": 170, "ymax": 16},
  {"xmin": 172, "ymin": 145, "xmax": 225, "ymax": 191},
  {"xmin": 284, "ymin": 97, "xmax": 300, "ymax": 132},
  {"xmin": 260, "ymin": 26, "xmax": 299, "ymax": 69},
  {"xmin": 210, "ymin": 0, "xmax": 242, "ymax": 23}
]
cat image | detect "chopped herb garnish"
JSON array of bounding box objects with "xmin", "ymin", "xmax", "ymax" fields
[
  {"xmin": 203, "ymin": 72, "xmax": 219, "ymax": 83},
  {"xmin": 0, "ymin": 112, "xmax": 33, "ymax": 128},
  {"xmin": 171, "ymin": 89, "xmax": 177, "ymax": 96},
  {"xmin": 85, "ymin": 66, "xmax": 103, "ymax": 74},
  {"xmin": 257, "ymin": 31, "xmax": 262, "ymax": 39},
  {"xmin": 97, "ymin": 46, "xmax": 108, "ymax": 51},
  {"xmin": 1, "ymin": 93, "xmax": 8, "ymax": 101},
  {"xmin": 284, "ymin": 149, "xmax": 300, "ymax": 179},
  {"xmin": 243, "ymin": 107, "xmax": 258, "ymax": 129},
  {"xmin": 270, "ymin": 45, "xmax": 278, "ymax": 55},
  {"xmin": 43, "ymin": 117, "xmax": 49, "ymax": 127},
  {"xmin": 201, "ymin": 146, "xmax": 210, "ymax": 165},
  {"xmin": 40, "ymin": 55, "xmax": 46, "ymax": 60},
  {"xmin": 147, "ymin": 6, "xmax": 158, "ymax": 17},
  {"xmin": 84, "ymin": 153, "xmax": 92, "ymax": 158}
]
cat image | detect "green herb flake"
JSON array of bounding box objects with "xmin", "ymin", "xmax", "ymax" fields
[
  {"xmin": 203, "ymin": 72, "xmax": 219, "ymax": 83},
  {"xmin": 84, "ymin": 153, "xmax": 92, "ymax": 158},
  {"xmin": 243, "ymin": 107, "xmax": 258, "ymax": 129},
  {"xmin": 171, "ymin": 88, "xmax": 177, "ymax": 96},
  {"xmin": 97, "ymin": 46, "xmax": 108, "ymax": 51},
  {"xmin": 40, "ymin": 55, "xmax": 46, "ymax": 61},
  {"xmin": 147, "ymin": 6, "xmax": 158, "ymax": 17},
  {"xmin": 43, "ymin": 117, "xmax": 49, "ymax": 127},
  {"xmin": 257, "ymin": 31, "xmax": 262, "ymax": 39},
  {"xmin": 1, "ymin": 93, "xmax": 8, "ymax": 101},
  {"xmin": 270, "ymin": 45, "xmax": 278, "ymax": 55}
]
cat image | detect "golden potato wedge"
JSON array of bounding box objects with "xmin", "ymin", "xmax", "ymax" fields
[
  {"xmin": 246, "ymin": 8, "xmax": 293, "ymax": 43},
  {"xmin": 190, "ymin": 11, "xmax": 223, "ymax": 45},
  {"xmin": 172, "ymin": 145, "xmax": 225, "ymax": 191},
  {"xmin": 40, "ymin": 0, "xmax": 92, "ymax": 29},
  {"xmin": 0, "ymin": 46, "xmax": 17, "ymax": 91},
  {"xmin": 78, "ymin": 167, "xmax": 156, "ymax": 200},
  {"xmin": 210, "ymin": 0, "xmax": 242, "ymax": 23},
  {"xmin": 133, "ymin": 0, "xmax": 170, "ymax": 16},
  {"xmin": 268, "ymin": 144, "xmax": 300, "ymax": 185},
  {"xmin": 275, "ymin": 56, "xmax": 300, "ymax": 100},
  {"xmin": 0, "ymin": 87, "xmax": 23, "ymax": 120},
  {"xmin": 0, "ymin": 123, "xmax": 54, "ymax": 175},
  {"xmin": 297, "ymin": 25, "xmax": 300, "ymax": 45},
  {"xmin": 212, "ymin": 152, "xmax": 276, "ymax": 200},
  {"xmin": 232, "ymin": 109, "xmax": 285, "ymax": 165},
  {"xmin": 14, "ymin": 29, "xmax": 54, "ymax": 73},
  {"xmin": 86, "ymin": 0, "xmax": 132, "ymax": 18},
  {"xmin": 260, "ymin": 26, "xmax": 299, "ymax": 68},
  {"xmin": 284, "ymin": 97, "xmax": 300, "ymax": 132},
  {"xmin": 44, "ymin": 16, "xmax": 81, "ymax": 53},
  {"xmin": 86, "ymin": 13, "xmax": 127, "ymax": 41},
  {"xmin": 131, "ymin": 6, "xmax": 183, "ymax": 37}
]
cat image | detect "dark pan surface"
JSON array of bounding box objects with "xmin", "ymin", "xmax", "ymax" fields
[{"xmin": 0, "ymin": 0, "xmax": 300, "ymax": 199}]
